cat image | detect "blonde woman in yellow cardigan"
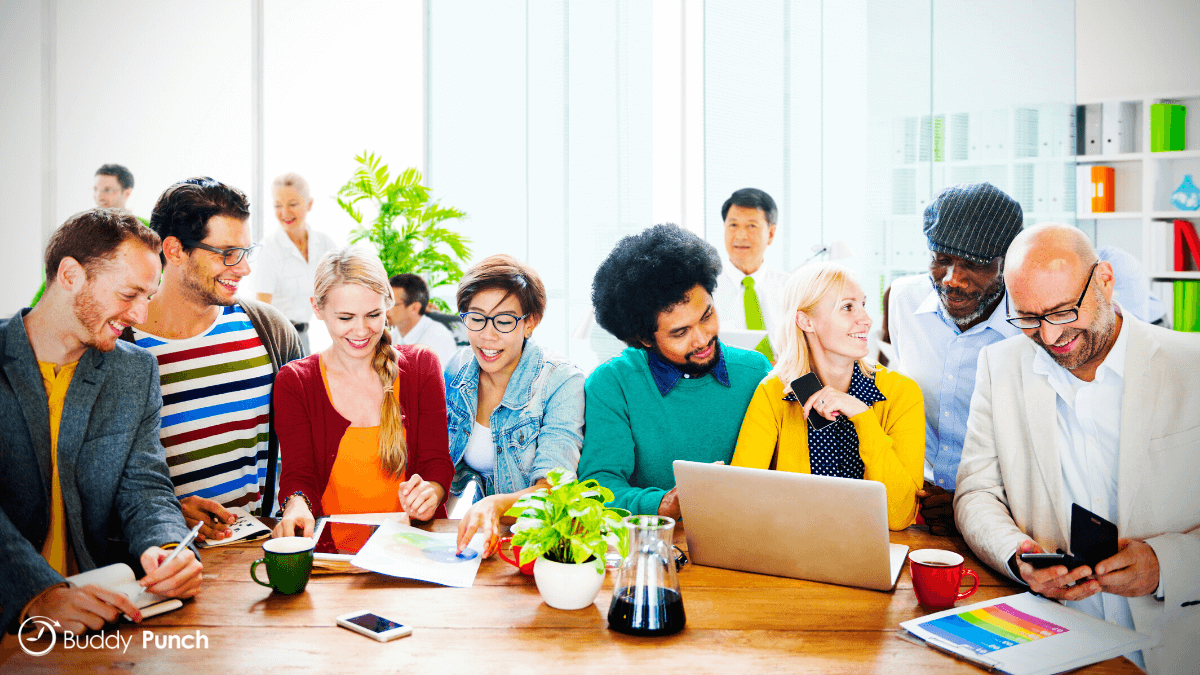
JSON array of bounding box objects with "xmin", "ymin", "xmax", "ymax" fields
[{"xmin": 732, "ymin": 262, "xmax": 925, "ymax": 530}]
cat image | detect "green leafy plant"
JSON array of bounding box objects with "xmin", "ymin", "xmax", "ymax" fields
[
  {"xmin": 337, "ymin": 151, "xmax": 471, "ymax": 312},
  {"xmin": 504, "ymin": 468, "xmax": 631, "ymax": 573}
]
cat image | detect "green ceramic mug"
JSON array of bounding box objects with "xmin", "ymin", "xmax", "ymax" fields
[{"xmin": 251, "ymin": 536, "xmax": 315, "ymax": 594}]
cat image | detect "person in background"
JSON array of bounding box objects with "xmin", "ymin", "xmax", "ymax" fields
[
  {"xmin": 711, "ymin": 188, "xmax": 788, "ymax": 362},
  {"xmin": 1098, "ymin": 245, "xmax": 1170, "ymax": 326},
  {"xmin": 125, "ymin": 177, "xmax": 302, "ymax": 541},
  {"xmin": 955, "ymin": 223, "xmax": 1200, "ymax": 674},
  {"xmin": 1, "ymin": 209, "xmax": 202, "ymax": 635},
  {"xmin": 446, "ymin": 256, "xmax": 585, "ymax": 556},
  {"xmin": 886, "ymin": 182, "xmax": 1023, "ymax": 535},
  {"xmin": 31, "ymin": 164, "xmax": 147, "ymax": 307},
  {"xmin": 256, "ymin": 172, "xmax": 339, "ymax": 356},
  {"xmin": 732, "ymin": 262, "xmax": 924, "ymax": 530},
  {"xmin": 387, "ymin": 273, "xmax": 459, "ymax": 369},
  {"xmin": 577, "ymin": 224, "xmax": 770, "ymax": 517},
  {"xmin": 272, "ymin": 247, "xmax": 453, "ymax": 537}
]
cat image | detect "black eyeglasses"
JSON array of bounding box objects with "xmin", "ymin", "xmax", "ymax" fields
[
  {"xmin": 1005, "ymin": 262, "xmax": 1098, "ymax": 329},
  {"xmin": 183, "ymin": 239, "xmax": 261, "ymax": 266},
  {"xmin": 459, "ymin": 311, "xmax": 529, "ymax": 333}
]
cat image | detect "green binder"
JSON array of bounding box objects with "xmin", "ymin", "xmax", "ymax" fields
[
  {"xmin": 1151, "ymin": 104, "xmax": 1186, "ymax": 152},
  {"xmin": 1175, "ymin": 280, "xmax": 1200, "ymax": 332}
]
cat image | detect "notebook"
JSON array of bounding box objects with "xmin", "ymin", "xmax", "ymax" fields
[
  {"xmin": 67, "ymin": 564, "xmax": 183, "ymax": 620},
  {"xmin": 673, "ymin": 460, "xmax": 908, "ymax": 591}
]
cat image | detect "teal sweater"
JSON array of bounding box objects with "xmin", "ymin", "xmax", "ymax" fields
[{"xmin": 577, "ymin": 343, "xmax": 770, "ymax": 515}]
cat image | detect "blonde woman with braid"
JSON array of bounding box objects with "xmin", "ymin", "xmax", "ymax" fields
[
  {"xmin": 731, "ymin": 262, "xmax": 925, "ymax": 530},
  {"xmin": 272, "ymin": 247, "xmax": 453, "ymax": 537}
]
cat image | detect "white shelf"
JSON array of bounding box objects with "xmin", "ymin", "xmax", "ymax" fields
[
  {"xmin": 1076, "ymin": 153, "xmax": 1144, "ymax": 163},
  {"xmin": 1152, "ymin": 272, "xmax": 1200, "ymax": 281},
  {"xmin": 1077, "ymin": 212, "xmax": 1142, "ymax": 220},
  {"xmin": 1148, "ymin": 149, "xmax": 1200, "ymax": 160},
  {"xmin": 1149, "ymin": 212, "xmax": 1200, "ymax": 220}
]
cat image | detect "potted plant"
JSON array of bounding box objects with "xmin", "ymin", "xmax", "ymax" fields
[
  {"xmin": 336, "ymin": 151, "xmax": 471, "ymax": 312},
  {"xmin": 504, "ymin": 468, "xmax": 630, "ymax": 610}
]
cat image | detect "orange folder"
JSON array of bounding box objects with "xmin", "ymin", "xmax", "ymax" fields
[{"xmin": 1091, "ymin": 166, "xmax": 1115, "ymax": 213}]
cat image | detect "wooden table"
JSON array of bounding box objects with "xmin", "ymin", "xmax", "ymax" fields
[{"xmin": 1, "ymin": 522, "xmax": 1138, "ymax": 674}]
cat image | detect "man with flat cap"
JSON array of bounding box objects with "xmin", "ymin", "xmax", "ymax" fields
[
  {"xmin": 955, "ymin": 223, "xmax": 1200, "ymax": 674},
  {"xmin": 887, "ymin": 182, "xmax": 1023, "ymax": 535}
]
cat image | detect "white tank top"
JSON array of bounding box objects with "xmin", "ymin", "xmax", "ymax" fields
[{"xmin": 462, "ymin": 421, "xmax": 495, "ymax": 476}]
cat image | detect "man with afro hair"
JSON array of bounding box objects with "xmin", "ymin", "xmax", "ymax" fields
[{"xmin": 577, "ymin": 224, "xmax": 770, "ymax": 516}]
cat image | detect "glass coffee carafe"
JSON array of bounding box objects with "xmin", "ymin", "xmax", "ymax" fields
[{"xmin": 606, "ymin": 515, "xmax": 686, "ymax": 636}]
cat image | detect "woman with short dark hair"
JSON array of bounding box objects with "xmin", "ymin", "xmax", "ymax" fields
[{"xmin": 448, "ymin": 255, "xmax": 585, "ymax": 556}]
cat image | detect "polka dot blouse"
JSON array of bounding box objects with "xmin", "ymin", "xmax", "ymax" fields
[{"xmin": 783, "ymin": 362, "xmax": 886, "ymax": 479}]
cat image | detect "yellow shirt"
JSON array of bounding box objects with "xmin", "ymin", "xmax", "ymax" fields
[
  {"xmin": 37, "ymin": 360, "xmax": 79, "ymax": 576},
  {"xmin": 731, "ymin": 365, "xmax": 925, "ymax": 530}
]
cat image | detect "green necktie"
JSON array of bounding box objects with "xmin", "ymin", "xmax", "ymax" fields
[{"xmin": 742, "ymin": 277, "xmax": 774, "ymax": 363}]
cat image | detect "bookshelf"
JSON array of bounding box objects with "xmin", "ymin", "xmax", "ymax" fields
[{"xmin": 1075, "ymin": 92, "xmax": 1200, "ymax": 318}]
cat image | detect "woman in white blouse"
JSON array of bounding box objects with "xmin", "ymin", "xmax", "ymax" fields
[{"xmin": 256, "ymin": 173, "xmax": 339, "ymax": 355}]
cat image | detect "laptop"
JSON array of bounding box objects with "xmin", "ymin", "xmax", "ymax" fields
[{"xmin": 672, "ymin": 460, "xmax": 908, "ymax": 591}]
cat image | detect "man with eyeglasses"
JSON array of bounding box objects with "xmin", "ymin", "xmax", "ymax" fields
[
  {"xmin": 955, "ymin": 223, "xmax": 1200, "ymax": 674},
  {"xmin": 120, "ymin": 177, "xmax": 302, "ymax": 542},
  {"xmin": 886, "ymin": 182, "xmax": 1024, "ymax": 536}
]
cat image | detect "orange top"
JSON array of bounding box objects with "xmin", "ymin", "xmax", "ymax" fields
[{"xmin": 319, "ymin": 357, "xmax": 406, "ymax": 518}]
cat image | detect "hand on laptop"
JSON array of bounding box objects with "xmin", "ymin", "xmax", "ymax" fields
[
  {"xmin": 658, "ymin": 487, "xmax": 682, "ymax": 520},
  {"xmin": 916, "ymin": 481, "xmax": 958, "ymax": 536},
  {"xmin": 1014, "ymin": 539, "xmax": 1099, "ymax": 601}
]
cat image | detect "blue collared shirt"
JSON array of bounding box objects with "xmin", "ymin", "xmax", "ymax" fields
[
  {"xmin": 646, "ymin": 344, "xmax": 731, "ymax": 397},
  {"xmin": 888, "ymin": 274, "xmax": 1021, "ymax": 490}
]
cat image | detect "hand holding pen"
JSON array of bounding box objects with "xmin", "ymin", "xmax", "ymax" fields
[
  {"xmin": 139, "ymin": 522, "xmax": 205, "ymax": 599},
  {"xmin": 179, "ymin": 495, "xmax": 236, "ymax": 542}
]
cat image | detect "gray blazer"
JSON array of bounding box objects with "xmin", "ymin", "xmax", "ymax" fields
[
  {"xmin": 955, "ymin": 315, "xmax": 1200, "ymax": 675},
  {"xmin": 1, "ymin": 309, "xmax": 191, "ymax": 633}
]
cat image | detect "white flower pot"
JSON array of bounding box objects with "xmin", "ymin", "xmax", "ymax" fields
[{"xmin": 533, "ymin": 556, "xmax": 606, "ymax": 610}]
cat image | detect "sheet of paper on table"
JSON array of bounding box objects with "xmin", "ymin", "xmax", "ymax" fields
[
  {"xmin": 350, "ymin": 518, "xmax": 485, "ymax": 587},
  {"xmin": 196, "ymin": 506, "xmax": 272, "ymax": 548},
  {"xmin": 899, "ymin": 592, "xmax": 1155, "ymax": 675}
]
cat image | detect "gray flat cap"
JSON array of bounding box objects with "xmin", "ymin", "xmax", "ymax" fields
[{"xmin": 923, "ymin": 182, "xmax": 1023, "ymax": 265}]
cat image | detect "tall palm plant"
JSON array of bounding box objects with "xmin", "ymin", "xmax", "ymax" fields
[{"xmin": 337, "ymin": 152, "xmax": 470, "ymax": 311}]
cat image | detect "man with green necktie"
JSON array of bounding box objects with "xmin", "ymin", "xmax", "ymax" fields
[{"xmin": 713, "ymin": 188, "xmax": 788, "ymax": 363}]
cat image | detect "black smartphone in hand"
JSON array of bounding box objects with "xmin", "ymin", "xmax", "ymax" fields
[
  {"xmin": 1020, "ymin": 552, "xmax": 1076, "ymax": 570},
  {"xmin": 790, "ymin": 373, "xmax": 834, "ymax": 431}
]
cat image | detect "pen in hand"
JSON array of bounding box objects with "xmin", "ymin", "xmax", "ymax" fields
[{"xmin": 151, "ymin": 521, "xmax": 203, "ymax": 578}]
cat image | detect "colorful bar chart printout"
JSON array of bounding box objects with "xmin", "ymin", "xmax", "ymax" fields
[{"xmin": 919, "ymin": 602, "xmax": 1070, "ymax": 653}]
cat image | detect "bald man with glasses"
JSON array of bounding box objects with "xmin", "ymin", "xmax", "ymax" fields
[
  {"xmin": 955, "ymin": 223, "xmax": 1200, "ymax": 674},
  {"xmin": 119, "ymin": 178, "xmax": 302, "ymax": 543}
]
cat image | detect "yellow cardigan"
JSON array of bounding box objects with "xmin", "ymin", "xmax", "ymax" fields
[{"xmin": 731, "ymin": 365, "xmax": 925, "ymax": 530}]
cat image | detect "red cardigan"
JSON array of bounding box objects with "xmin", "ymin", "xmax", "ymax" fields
[{"xmin": 274, "ymin": 346, "xmax": 453, "ymax": 519}]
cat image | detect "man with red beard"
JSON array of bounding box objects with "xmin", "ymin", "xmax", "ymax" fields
[
  {"xmin": 1, "ymin": 209, "xmax": 204, "ymax": 635},
  {"xmin": 577, "ymin": 224, "xmax": 771, "ymax": 517},
  {"xmin": 887, "ymin": 182, "xmax": 1024, "ymax": 535},
  {"xmin": 123, "ymin": 178, "xmax": 301, "ymax": 543},
  {"xmin": 955, "ymin": 223, "xmax": 1200, "ymax": 674}
]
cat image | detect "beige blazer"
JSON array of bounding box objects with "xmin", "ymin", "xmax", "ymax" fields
[{"xmin": 954, "ymin": 315, "xmax": 1200, "ymax": 675}]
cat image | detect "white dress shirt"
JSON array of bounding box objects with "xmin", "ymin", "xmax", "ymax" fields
[
  {"xmin": 888, "ymin": 274, "xmax": 1021, "ymax": 489},
  {"xmin": 1032, "ymin": 311, "xmax": 1141, "ymax": 669},
  {"xmin": 713, "ymin": 260, "xmax": 789, "ymax": 349},
  {"xmin": 255, "ymin": 226, "xmax": 339, "ymax": 324},
  {"xmin": 390, "ymin": 315, "xmax": 458, "ymax": 369}
]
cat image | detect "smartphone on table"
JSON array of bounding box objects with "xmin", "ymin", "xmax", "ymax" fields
[{"xmin": 336, "ymin": 611, "xmax": 413, "ymax": 642}]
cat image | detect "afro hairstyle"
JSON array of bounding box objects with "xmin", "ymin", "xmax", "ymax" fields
[{"xmin": 591, "ymin": 223, "xmax": 723, "ymax": 348}]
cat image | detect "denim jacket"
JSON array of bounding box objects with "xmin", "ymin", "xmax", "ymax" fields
[{"xmin": 445, "ymin": 338, "xmax": 585, "ymax": 496}]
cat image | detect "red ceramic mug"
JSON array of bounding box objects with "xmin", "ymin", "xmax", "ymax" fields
[
  {"xmin": 909, "ymin": 549, "xmax": 979, "ymax": 610},
  {"xmin": 498, "ymin": 537, "xmax": 535, "ymax": 575}
]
